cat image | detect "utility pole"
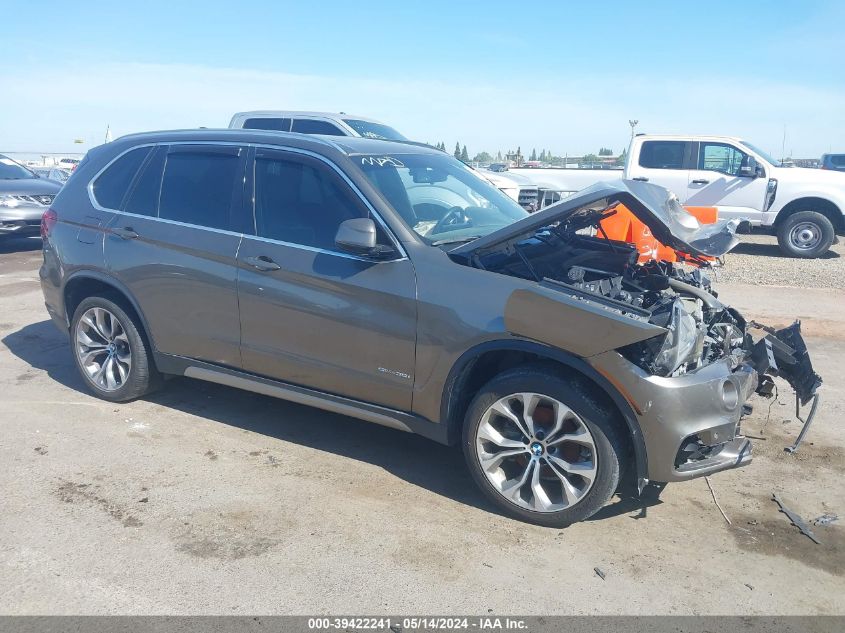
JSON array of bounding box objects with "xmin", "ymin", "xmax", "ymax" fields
[{"xmin": 628, "ymin": 119, "xmax": 639, "ymax": 139}]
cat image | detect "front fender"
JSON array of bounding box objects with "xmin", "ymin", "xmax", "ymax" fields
[{"xmin": 504, "ymin": 285, "xmax": 666, "ymax": 357}]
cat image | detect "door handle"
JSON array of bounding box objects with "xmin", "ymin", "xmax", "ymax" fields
[
  {"xmin": 243, "ymin": 255, "xmax": 281, "ymax": 271},
  {"xmin": 632, "ymin": 176, "xmax": 649, "ymax": 182},
  {"xmin": 691, "ymin": 179, "xmax": 710, "ymax": 185},
  {"xmin": 112, "ymin": 226, "xmax": 139, "ymax": 240}
]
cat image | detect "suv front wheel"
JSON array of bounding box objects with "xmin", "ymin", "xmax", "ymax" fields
[
  {"xmin": 70, "ymin": 296, "xmax": 161, "ymax": 402},
  {"xmin": 463, "ymin": 365, "xmax": 626, "ymax": 527}
]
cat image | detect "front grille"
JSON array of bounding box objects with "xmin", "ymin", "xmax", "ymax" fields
[{"xmin": 11, "ymin": 194, "xmax": 55, "ymax": 206}]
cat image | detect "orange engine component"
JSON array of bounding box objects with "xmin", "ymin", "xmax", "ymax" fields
[{"xmin": 598, "ymin": 203, "xmax": 718, "ymax": 264}]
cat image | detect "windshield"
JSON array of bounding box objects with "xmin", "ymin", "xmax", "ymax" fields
[
  {"xmin": 342, "ymin": 119, "xmax": 407, "ymax": 141},
  {"xmin": 356, "ymin": 152, "xmax": 528, "ymax": 244},
  {"xmin": 740, "ymin": 141, "xmax": 780, "ymax": 167},
  {"xmin": 0, "ymin": 156, "xmax": 36, "ymax": 180}
]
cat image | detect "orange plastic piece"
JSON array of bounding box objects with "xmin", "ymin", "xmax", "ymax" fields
[{"xmin": 598, "ymin": 204, "xmax": 718, "ymax": 264}]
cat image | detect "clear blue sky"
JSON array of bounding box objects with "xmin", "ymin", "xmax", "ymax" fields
[{"xmin": 2, "ymin": 0, "xmax": 843, "ymax": 157}]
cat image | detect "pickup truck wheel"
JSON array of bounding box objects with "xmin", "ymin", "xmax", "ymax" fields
[
  {"xmin": 776, "ymin": 211, "xmax": 835, "ymax": 258},
  {"xmin": 463, "ymin": 366, "xmax": 624, "ymax": 527},
  {"xmin": 70, "ymin": 296, "xmax": 161, "ymax": 402}
]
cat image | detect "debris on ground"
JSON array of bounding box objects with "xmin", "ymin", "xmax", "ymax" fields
[
  {"xmin": 744, "ymin": 583, "xmax": 754, "ymax": 591},
  {"xmin": 705, "ymin": 476, "xmax": 731, "ymax": 525},
  {"xmin": 594, "ymin": 567, "xmax": 606, "ymax": 580},
  {"xmin": 138, "ymin": 497, "xmax": 149, "ymax": 503},
  {"xmin": 812, "ymin": 513, "xmax": 839, "ymax": 526},
  {"xmin": 772, "ymin": 493, "xmax": 821, "ymax": 545}
]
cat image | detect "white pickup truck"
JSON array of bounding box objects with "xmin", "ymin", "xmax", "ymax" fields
[{"xmin": 505, "ymin": 134, "xmax": 845, "ymax": 258}]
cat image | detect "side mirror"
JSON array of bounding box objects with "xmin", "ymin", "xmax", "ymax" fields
[
  {"xmin": 335, "ymin": 218, "xmax": 396, "ymax": 258},
  {"xmin": 739, "ymin": 156, "xmax": 758, "ymax": 178}
]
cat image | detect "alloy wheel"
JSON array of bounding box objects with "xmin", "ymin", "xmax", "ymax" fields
[
  {"xmin": 75, "ymin": 307, "xmax": 132, "ymax": 391},
  {"xmin": 475, "ymin": 392, "xmax": 597, "ymax": 512}
]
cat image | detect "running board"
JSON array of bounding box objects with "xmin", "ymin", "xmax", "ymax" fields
[{"xmin": 183, "ymin": 365, "xmax": 413, "ymax": 433}]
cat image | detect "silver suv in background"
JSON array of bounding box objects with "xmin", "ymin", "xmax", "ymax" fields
[
  {"xmin": 229, "ymin": 110, "xmax": 408, "ymax": 141},
  {"xmin": 1, "ymin": 154, "xmax": 63, "ymax": 237},
  {"xmin": 40, "ymin": 129, "xmax": 821, "ymax": 527}
]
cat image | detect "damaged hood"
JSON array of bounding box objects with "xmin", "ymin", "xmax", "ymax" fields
[{"xmin": 450, "ymin": 180, "xmax": 742, "ymax": 259}]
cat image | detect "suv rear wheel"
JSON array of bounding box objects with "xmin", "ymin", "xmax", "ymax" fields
[
  {"xmin": 776, "ymin": 210, "xmax": 835, "ymax": 258},
  {"xmin": 463, "ymin": 365, "xmax": 625, "ymax": 527},
  {"xmin": 70, "ymin": 296, "xmax": 161, "ymax": 402}
]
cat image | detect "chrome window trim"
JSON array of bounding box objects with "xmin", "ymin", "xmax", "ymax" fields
[
  {"xmin": 86, "ymin": 139, "xmax": 407, "ymax": 261},
  {"xmin": 87, "ymin": 142, "xmax": 158, "ymax": 213}
]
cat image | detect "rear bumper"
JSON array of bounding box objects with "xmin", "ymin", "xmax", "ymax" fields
[{"xmin": 588, "ymin": 352, "xmax": 758, "ymax": 483}]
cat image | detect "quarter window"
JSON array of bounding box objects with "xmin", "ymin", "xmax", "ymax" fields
[
  {"xmin": 158, "ymin": 148, "xmax": 242, "ymax": 231},
  {"xmin": 290, "ymin": 119, "xmax": 346, "ymax": 136},
  {"xmin": 253, "ymin": 152, "xmax": 372, "ymax": 250},
  {"xmin": 699, "ymin": 143, "xmax": 748, "ymax": 176},
  {"xmin": 91, "ymin": 147, "xmax": 152, "ymax": 209},
  {"xmin": 638, "ymin": 141, "xmax": 687, "ymax": 170},
  {"xmin": 124, "ymin": 147, "xmax": 165, "ymax": 217}
]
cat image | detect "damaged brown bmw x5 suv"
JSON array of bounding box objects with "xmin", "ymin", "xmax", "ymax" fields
[{"xmin": 40, "ymin": 130, "xmax": 822, "ymax": 527}]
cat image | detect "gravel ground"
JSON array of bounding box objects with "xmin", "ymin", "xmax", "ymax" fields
[
  {"xmin": 0, "ymin": 235, "xmax": 844, "ymax": 615},
  {"xmin": 717, "ymin": 231, "xmax": 845, "ymax": 289}
]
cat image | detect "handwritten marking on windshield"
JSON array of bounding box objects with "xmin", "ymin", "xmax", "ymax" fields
[{"xmin": 361, "ymin": 156, "xmax": 405, "ymax": 168}]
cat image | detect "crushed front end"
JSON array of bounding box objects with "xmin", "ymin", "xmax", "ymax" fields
[{"xmin": 450, "ymin": 181, "xmax": 823, "ymax": 483}]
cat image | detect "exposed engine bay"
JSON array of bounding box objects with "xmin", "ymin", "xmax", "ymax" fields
[{"xmin": 460, "ymin": 205, "xmax": 822, "ymax": 406}]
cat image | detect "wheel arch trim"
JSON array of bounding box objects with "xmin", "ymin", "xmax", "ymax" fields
[
  {"xmin": 774, "ymin": 196, "xmax": 844, "ymax": 233},
  {"xmin": 61, "ymin": 270, "xmax": 157, "ymax": 350},
  {"xmin": 440, "ymin": 339, "xmax": 649, "ymax": 489}
]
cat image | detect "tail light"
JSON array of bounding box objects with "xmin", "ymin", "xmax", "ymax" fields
[{"xmin": 41, "ymin": 208, "xmax": 58, "ymax": 239}]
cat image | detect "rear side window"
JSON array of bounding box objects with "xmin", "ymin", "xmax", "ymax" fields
[
  {"xmin": 638, "ymin": 141, "xmax": 687, "ymax": 170},
  {"xmin": 158, "ymin": 148, "xmax": 242, "ymax": 231},
  {"xmin": 243, "ymin": 117, "xmax": 291, "ymax": 131},
  {"xmin": 831, "ymin": 155, "xmax": 845, "ymax": 167},
  {"xmin": 124, "ymin": 147, "xmax": 165, "ymax": 217},
  {"xmin": 291, "ymin": 119, "xmax": 346, "ymax": 135},
  {"xmin": 91, "ymin": 147, "xmax": 152, "ymax": 209}
]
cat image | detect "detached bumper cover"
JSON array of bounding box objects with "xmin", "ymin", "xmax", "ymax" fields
[{"xmin": 750, "ymin": 320, "xmax": 822, "ymax": 405}]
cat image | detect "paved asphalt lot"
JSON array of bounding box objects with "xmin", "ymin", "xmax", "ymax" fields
[{"xmin": 0, "ymin": 233, "xmax": 843, "ymax": 615}]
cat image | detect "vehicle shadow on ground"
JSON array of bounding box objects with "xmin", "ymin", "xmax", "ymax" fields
[
  {"xmin": 0, "ymin": 236, "xmax": 41, "ymax": 254},
  {"xmin": 3, "ymin": 319, "xmax": 661, "ymax": 525},
  {"xmin": 731, "ymin": 241, "xmax": 841, "ymax": 259}
]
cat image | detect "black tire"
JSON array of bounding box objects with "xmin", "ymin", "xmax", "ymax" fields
[
  {"xmin": 462, "ymin": 364, "xmax": 627, "ymax": 528},
  {"xmin": 70, "ymin": 295, "xmax": 161, "ymax": 402},
  {"xmin": 776, "ymin": 210, "xmax": 835, "ymax": 258}
]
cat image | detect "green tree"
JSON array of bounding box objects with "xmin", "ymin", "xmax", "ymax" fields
[
  {"xmin": 473, "ymin": 151, "xmax": 493, "ymax": 163},
  {"xmin": 460, "ymin": 144, "xmax": 469, "ymax": 162},
  {"xmin": 454, "ymin": 142, "xmax": 462, "ymax": 159},
  {"xmin": 496, "ymin": 150, "xmax": 502, "ymax": 161},
  {"xmin": 582, "ymin": 153, "xmax": 599, "ymax": 165},
  {"xmin": 529, "ymin": 148, "xmax": 537, "ymax": 161},
  {"xmin": 615, "ymin": 147, "xmax": 628, "ymax": 166},
  {"xmin": 598, "ymin": 147, "xmax": 613, "ymax": 156}
]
